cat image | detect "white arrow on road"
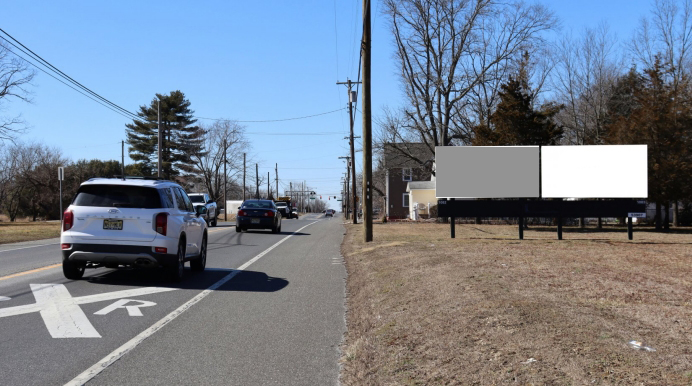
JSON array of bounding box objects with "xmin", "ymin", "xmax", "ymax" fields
[{"xmin": 0, "ymin": 284, "xmax": 178, "ymax": 338}]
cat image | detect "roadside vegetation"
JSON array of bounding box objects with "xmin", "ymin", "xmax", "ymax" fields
[
  {"xmin": 340, "ymin": 222, "xmax": 692, "ymax": 384},
  {"xmin": 0, "ymin": 219, "xmax": 60, "ymax": 244}
]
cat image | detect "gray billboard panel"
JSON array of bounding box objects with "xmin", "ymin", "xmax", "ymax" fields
[{"xmin": 435, "ymin": 146, "xmax": 539, "ymax": 198}]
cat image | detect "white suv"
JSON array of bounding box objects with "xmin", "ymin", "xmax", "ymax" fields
[{"xmin": 60, "ymin": 178, "xmax": 208, "ymax": 281}]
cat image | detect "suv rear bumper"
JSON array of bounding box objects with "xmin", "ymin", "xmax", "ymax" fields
[{"xmin": 62, "ymin": 244, "xmax": 177, "ymax": 268}]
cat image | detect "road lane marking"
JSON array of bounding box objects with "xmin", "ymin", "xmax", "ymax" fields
[
  {"xmin": 0, "ymin": 285, "xmax": 179, "ymax": 336},
  {"xmin": 0, "ymin": 264, "xmax": 62, "ymax": 282},
  {"xmin": 94, "ymin": 299, "xmax": 157, "ymax": 317},
  {"xmin": 66, "ymin": 220, "xmax": 320, "ymax": 386},
  {"xmin": 0, "ymin": 243, "xmax": 58, "ymax": 254},
  {"xmin": 32, "ymin": 284, "xmax": 101, "ymax": 338},
  {"xmin": 0, "ymin": 296, "xmax": 10, "ymax": 301}
]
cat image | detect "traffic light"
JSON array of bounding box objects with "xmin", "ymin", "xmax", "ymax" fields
[{"xmin": 320, "ymin": 195, "xmax": 322, "ymax": 199}]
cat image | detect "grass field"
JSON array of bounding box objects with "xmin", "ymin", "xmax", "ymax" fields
[
  {"xmin": 0, "ymin": 222, "xmax": 61, "ymax": 244},
  {"xmin": 340, "ymin": 222, "xmax": 692, "ymax": 385}
]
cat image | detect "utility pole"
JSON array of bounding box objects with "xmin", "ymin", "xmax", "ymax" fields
[
  {"xmin": 224, "ymin": 139, "xmax": 227, "ymax": 222},
  {"xmin": 339, "ymin": 156, "xmax": 351, "ymax": 219},
  {"xmin": 121, "ymin": 140, "xmax": 125, "ymax": 180},
  {"xmin": 337, "ymin": 78, "xmax": 362, "ymax": 224},
  {"xmin": 157, "ymin": 98, "xmax": 162, "ymax": 178},
  {"xmin": 243, "ymin": 153, "xmax": 246, "ymax": 201},
  {"xmin": 255, "ymin": 163, "xmax": 259, "ymax": 199},
  {"xmin": 267, "ymin": 172, "xmax": 270, "ymax": 199},
  {"xmin": 290, "ymin": 182, "xmax": 292, "ymax": 204},
  {"xmin": 275, "ymin": 163, "xmax": 279, "ymax": 198},
  {"xmin": 362, "ymin": 0, "xmax": 373, "ymax": 242}
]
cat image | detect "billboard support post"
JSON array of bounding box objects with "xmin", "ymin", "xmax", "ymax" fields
[
  {"xmin": 449, "ymin": 198, "xmax": 455, "ymax": 239},
  {"xmin": 557, "ymin": 216, "xmax": 563, "ymax": 240},
  {"xmin": 628, "ymin": 217, "xmax": 633, "ymax": 240}
]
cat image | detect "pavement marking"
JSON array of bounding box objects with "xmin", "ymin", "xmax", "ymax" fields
[
  {"xmin": 0, "ymin": 263, "xmax": 62, "ymax": 282},
  {"xmin": 0, "ymin": 228, "xmax": 235, "ymax": 282},
  {"xmin": 32, "ymin": 284, "xmax": 101, "ymax": 338},
  {"xmin": 66, "ymin": 220, "xmax": 320, "ymax": 386},
  {"xmin": 0, "ymin": 243, "xmax": 58, "ymax": 254},
  {"xmin": 0, "ymin": 296, "xmax": 10, "ymax": 301},
  {"xmin": 94, "ymin": 299, "xmax": 157, "ymax": 317},
  {"xmin": 0, "ymin": 285, "xmax": 179, "ymax": 337}
]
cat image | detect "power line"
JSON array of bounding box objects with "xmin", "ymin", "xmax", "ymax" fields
[
  {"xmin": 195, "ymin": 108, "xmax": 346, "ymax": 123},
  {"xmin": 0, "ymin": 28, "xmax": 140, "ymax": 121},
  {"xmin": 0, "ymin": 40, "xmax": 137, "ymax": 121}
]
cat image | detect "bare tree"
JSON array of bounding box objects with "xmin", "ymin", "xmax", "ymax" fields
[
  {"xmin": 553, "ymin": 23, "xmax": 622, "ymax": 145},
  {"xmin": 189, "ymin": 120, "xmax": 249, "ymax": 203},
  {"xmin": 0, "ymin": 42, "xmax": 35, "ymax": 142},
  {"xmin": 381, "ymin": 0, "xmax": 557, "ymax": 161},
  {"xmin": 630, "ymin": 0, "xmax": 692, "ymax": 88}
]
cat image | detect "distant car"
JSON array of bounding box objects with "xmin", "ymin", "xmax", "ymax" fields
[
  {"xmin": 236, "ymin": 200, "xmax": 282, "ymax": 233},
  {"xmin": 292, "ymin": 208, "xmax": 299, "ymax": 219},
  {"xmin": 275, "ymin": 201, "xmax": 294, "ymax": 219},
  {"xmin": 325, "ymin": 209, "xmax": 334, "ymax": 217},
  {"xmin": 60, "ymin": 178, "xmax": 208, "ymax": 282},
  {"xmin": 188, "ymin": 193, "xmax": 217, "ymax": 227}
]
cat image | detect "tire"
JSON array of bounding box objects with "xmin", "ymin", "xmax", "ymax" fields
[
  {"xmin": 271, "ymin": 223, "xmax": 279, "ymax": 234},
  {"xmin": 63, "ymin": 260, "xmax": 85, "ymax": 280},
  {"xmin": 236, "ymin": 226, "xmax": 241, "ymax": 233},
  {"xmin": 211, "ymin": 217, "xmax": 217, "ymax": 227},
  {"xmin": 169, "ymin": 241, "xmax": 185, "ymax": 282},
  {"xmin": 191, "ymin": 235, "xmax": 207, "ymax": 272}
]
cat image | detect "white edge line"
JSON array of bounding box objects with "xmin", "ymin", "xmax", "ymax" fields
[
  {"xmin": 0, "ymin": 243, "xmax": 58, "ymax": 254},
  {"xmin": 65, "ymin": 220, "xmax": 320, "ymax": 386}
]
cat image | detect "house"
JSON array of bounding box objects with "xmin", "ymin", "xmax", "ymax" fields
[
  {"xmin": 384, "ymin": 143, "xmax": 434, "ymax": 219},
  {"xmin": 406, "ymin": 179, "xmax": 436, "ymax": 219}
]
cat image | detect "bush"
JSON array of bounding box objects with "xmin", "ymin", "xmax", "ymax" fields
[{"xmin": 429, "ymin": 205, "xmax": 438, "ymax": 218}]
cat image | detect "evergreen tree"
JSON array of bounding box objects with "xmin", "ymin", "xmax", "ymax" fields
[
  {"xmin": 606, "ymin": 58, "xmax": 692, "ymax": 229},
  {"xmin": 125, "ymin": 91, "xmax": 205, "ymax": 179},
  {"xmin": 473, "ymin": 55, "xmax": 563, "ymax": 146}
]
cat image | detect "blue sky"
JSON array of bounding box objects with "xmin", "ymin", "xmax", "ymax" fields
[{"xmin": 2, "ymin": 0, "xmax": 652, "ymax": 209}]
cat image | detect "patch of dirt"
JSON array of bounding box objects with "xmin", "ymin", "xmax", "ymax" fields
[{"xmin": 339, "ymin": 223, "xmax": 692, "ymax": 385}]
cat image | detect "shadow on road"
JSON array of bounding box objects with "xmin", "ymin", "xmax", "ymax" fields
[{"xmin": 85, "ymin": 268, "xmax": 289, "ymax": 292}]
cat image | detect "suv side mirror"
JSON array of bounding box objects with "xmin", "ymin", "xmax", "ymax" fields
[{"xmin": 196, "ymin": 206, "xmax": 208, "ymax": 217}]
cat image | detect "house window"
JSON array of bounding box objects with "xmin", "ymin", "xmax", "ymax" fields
[
  {"xmin": 402, "ymin": 168, "xmax": 412, "ymax": 181},
  {"xmin": 403, "ymin": 193, "xmax": 410, "ymax": 208}
]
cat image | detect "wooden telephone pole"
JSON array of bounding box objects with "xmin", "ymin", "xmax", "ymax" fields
[
  {"xmin": 362, "ymin": 0, "xmax": 373, "ymax": 242},
  {"xmin": 337, "ymin": 78, "xmax": 362, "ymax": 225}
]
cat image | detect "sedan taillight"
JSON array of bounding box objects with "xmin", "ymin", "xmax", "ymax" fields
[
  {"xmin": 63, "ymin": 210, "xmax": 73, "ymax": 231},
  {"xmin": 155, "ymin": 213, "xmax": 168, "ymax": 236},
  {"xmin": 237, "ymin": 209, "xmax": 246, "ymax": 217},
  {"xmin": 264, "ymin": 210, "xmax": 275, "ymax": 217}
]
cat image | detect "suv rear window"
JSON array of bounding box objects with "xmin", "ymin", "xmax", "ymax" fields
[
  {"xmin": 73, "ymin": 185, "xmax": 163, "ymax": 209},
  {"xmin": 189, "ymin": 195, "xmax": 205, "ymax": 203}
]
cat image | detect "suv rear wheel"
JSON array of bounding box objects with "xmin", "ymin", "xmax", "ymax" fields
[
  {"xmin": 170, "ymin": 241, "xmax": 185, "ymax": 282},
  {"xmin": 63, "ymin": 260, "xmax": 85, "ymax": 280},
  {"xmin": 191, "ymin": 235, "xmax": 207, "ymax": 272}
]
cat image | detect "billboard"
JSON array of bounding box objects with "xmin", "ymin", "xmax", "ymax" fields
[
  {"xmin": 435, "ymin": 146, "xmax": 539, "ymax": 198},
  {"xmin": 541, "ymin": 145, "xmax": 647, "ymax": 198}
]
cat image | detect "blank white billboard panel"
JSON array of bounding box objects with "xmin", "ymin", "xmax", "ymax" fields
[
  {"xmin": 541, "ymin": 145, "xmax": 647, "ymax": 198},
  {"xmin": 435, "ymin": 146, "xmax": 539, "ymax": 198}
]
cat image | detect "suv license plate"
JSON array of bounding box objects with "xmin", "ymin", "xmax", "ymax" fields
[
  {"xmin": 251, "ymin": 218, "xmax": 260, "ymax": 224},
  {"xmin": 103, "ymin": 219, "xmax": 123, "ymax": 230}
]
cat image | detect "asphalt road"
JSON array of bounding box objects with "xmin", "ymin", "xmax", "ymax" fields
[{"xmin": 0, "ymin": 213, "xmax": 346, "ymax": 385}]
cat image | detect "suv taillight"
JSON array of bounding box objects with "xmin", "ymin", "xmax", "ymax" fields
[
  {"xmin": 237, "ymin": 209, "xmax": 246, "ymax": 217},
  {"xmin": 155, "ymin": 213, "xmax": 168, "ymax": 236},
  {"xmin": 63, "ymin": 210, "xmax": 73, "ymax": 231}
]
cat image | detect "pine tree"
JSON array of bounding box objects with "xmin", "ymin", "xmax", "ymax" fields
[
  {"xmin": 473, "ymin": 55, "xmax": 563, "ymax": 146},
  {"xmin": 125, "ymin": 91, "xmax": 205, "ymax": 178}
]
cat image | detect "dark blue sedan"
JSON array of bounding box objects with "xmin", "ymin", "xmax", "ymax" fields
[{"xmin": 236, "ymin": 200, "xmax": 282, "ymax": 233}]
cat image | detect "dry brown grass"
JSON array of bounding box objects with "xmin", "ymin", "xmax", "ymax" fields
[
  {"xmin": 340, "ymin": 223, "xmax": 692, "ymax": 385},
  {"xmin": 0, "ymin": 222, "xmax": 61, "ymax": 244}
]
